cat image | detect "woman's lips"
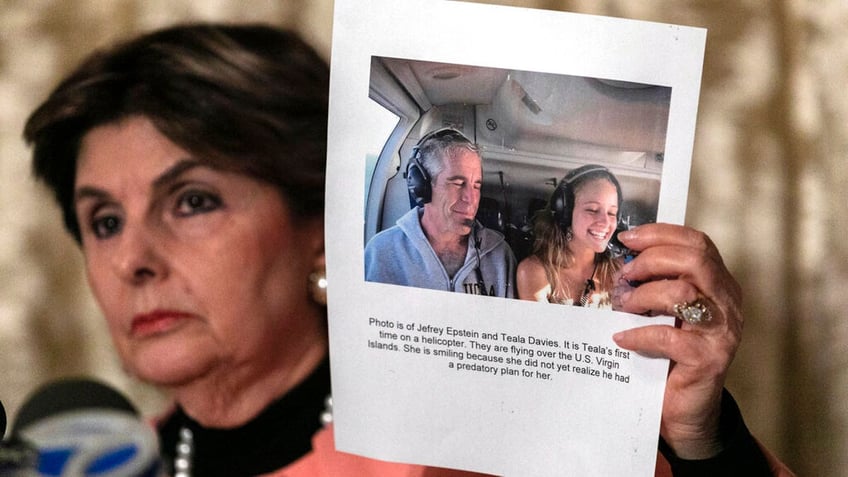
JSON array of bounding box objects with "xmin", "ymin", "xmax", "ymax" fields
[
  {"xmin": 589, "ymin": 230, "xmax": 610, "ymax": 241},
  {"xmin": 130, "ymin": 310, "xmax": 193, "ymax": 337}
]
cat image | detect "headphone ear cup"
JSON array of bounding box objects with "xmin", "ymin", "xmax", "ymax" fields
[
  {"xmin": 552, "ymin": 181, "xmax": 571, "ymax": 230},
  {"xmin": 406, "ymin": 157, "xmax": 431, "ymax": 206}
]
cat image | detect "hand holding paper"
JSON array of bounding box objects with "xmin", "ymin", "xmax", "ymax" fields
[{"xmin": 612, "ymin": 223, "xmax": 743, "ymax": 459}]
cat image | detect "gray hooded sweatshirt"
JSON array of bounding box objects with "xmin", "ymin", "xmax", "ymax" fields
[{"xmin": 364, "ymin": 208, "xmax": 516, "ymax": 297}]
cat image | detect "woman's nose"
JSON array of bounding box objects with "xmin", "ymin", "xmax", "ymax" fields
[
  {"xmin": 112, "ymin": 224, "xmax": 166, "ymax": 285},
  {"xmin": 596, "ymin": 212, "xmax": 615, "ymax": 227}
]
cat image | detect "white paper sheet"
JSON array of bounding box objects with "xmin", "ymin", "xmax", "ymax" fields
[{"xmin": 326, "ymin": 1, "xmax": 706, "ymax": 475}]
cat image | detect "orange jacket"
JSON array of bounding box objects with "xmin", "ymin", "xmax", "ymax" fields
[{"xmin": 273, "ymin": 425, "xmax": 795, "ymax": 477}]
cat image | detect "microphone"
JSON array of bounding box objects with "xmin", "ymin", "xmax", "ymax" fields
[
  {"xmin": 10, "ymin": 378, "xmax": 161, "ymax": 477},
  {"xmin": 471, "ymin": 222, "xmax": 488, "ymax": 296},
  {"xmin": 0, "ymin": 398, "xmax": 38, "ymax": 475}
]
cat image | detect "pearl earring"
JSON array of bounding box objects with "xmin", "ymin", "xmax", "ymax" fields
[{"xmin": 308, "ymin": 269, "xmax": 327, "ymax": 306}]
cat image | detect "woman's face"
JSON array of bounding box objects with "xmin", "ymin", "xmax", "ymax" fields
[
  {"xmin": 569, "ymin": 178, "xmax": 619, "ymax": 254},
  {"xmin": 74, "ymin": 116, "xmax": 325, "ymax": 387}
]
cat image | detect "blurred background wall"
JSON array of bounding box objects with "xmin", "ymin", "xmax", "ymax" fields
[{"xmin": 1, "ymin": 1, "xmax": 844, "ymax": 475}]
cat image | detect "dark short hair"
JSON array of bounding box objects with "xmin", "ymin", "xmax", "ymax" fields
[{"xmin": 24, "ymin": 23, "xmax": 329, "ymax": 242}]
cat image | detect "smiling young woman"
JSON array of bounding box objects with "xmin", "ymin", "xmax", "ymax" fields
[{"xmin": 516, "ymin": 165, "xmax": 624, "ymax": 307}]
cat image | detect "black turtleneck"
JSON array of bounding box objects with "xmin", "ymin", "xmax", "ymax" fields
[{"xmin": 158, "ymin": 359, "xmax": 331, "ymax": 476}]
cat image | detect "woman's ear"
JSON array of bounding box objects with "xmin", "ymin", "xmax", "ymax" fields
[
  {"xmin": 308, "ymin": 218, "xmax": 325, "ymax": 270},
  {"xmin": 304, "ymin": 217, "xmax": 327, "ymax": 306},
  {"xmin": 312, "ymin": 248, "xmax": 326, "ymax": 275}
]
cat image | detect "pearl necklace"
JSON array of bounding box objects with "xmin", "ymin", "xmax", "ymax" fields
[
  {"xmin": 173, "ymin": 427, "xmax": 193, "ymax": 477},
  {"xmin": 173, "ymin": 395, "xmax": 333, "ymax": 477}
]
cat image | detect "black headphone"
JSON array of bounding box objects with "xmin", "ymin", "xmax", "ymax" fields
[
  {"xmin": 405, "ymin": 128, "xmax": 475, "ymax": 207},
  {"xmin": 551, "ymin": 164, "xmax": 623, "ymax": 231}
]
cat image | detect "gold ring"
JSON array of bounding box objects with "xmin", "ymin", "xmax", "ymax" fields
[{"xmin": 672, "ymin": 300, "xmax": 712, "ymax": 324}]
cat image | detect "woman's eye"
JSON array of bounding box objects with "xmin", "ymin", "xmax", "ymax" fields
[
  {"xmin": 175, "ymin": 190, "xmax": 221, "ymax": 216},
  {"xmin": 90, "ymin": 215, "xmax": 122, "ymax": 239}
]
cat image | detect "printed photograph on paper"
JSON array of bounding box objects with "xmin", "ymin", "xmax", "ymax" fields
[
  {"xmin": 363, "ymin": 56, "xmax": 669, "ymax": 309},
  {"xmin": 325, "ymin": 1, "xmax": 706, "ymax": 475}
]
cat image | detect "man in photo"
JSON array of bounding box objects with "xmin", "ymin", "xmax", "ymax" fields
[{"xmin": 364, "ymin": 128, "xmax": 516, "ymax": 297}]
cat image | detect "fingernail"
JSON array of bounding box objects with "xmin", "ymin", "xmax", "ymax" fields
[{"xmin": 618, "ymin": 229, "xmax": 635, "ymax": 241}]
